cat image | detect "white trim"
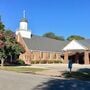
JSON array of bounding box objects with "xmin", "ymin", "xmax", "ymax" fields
[{"xmin": 63, "ymin": 40, "xmax": 87, "ymax": 51}]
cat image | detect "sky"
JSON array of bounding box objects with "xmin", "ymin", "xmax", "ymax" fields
[{"xmin": 0, "ymin": 0, "xmax": 90, "ymax": 39}]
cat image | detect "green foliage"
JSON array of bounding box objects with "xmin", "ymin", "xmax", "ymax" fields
[
  {"xmin": 31, "ymin": 60, "xmax": 63, "ymax": 64},
  {"xmin": 67, "ymin": 35, "xmax": 85, "ymax": 41},
  {"xmin": 40, "ymin": 60, "xmax": 47, "ymax": 64},
  {"xmin": 62, "ymin": 71, "xmax": 90, "ymax": 81},
  {"xmin": 0, "ymin": 22, "xmax": 5, "ymax": 31},
  {"xmin": 47, "ymin": 60, "xmax": 54, "ymax": 63},
  {"xmin": 16, "ymin": 59, "xmax": 25, "ymax": 65},
  {"xmin": 43, "ymin": 32, "xmax": 65, "ymax": 41},
  {"xmin": 0, "ymin": 48, "xmax": 6, "ymax": 59},
  {"xmin": 0, "ymin": 21, "xmax": 24, "ymax": 66},
  {"xmin": 31, "ymin": 60, "xmax": 35, "ymax": 64}
]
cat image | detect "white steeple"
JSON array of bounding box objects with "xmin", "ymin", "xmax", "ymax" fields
[
  {"xmin": 16, "ymin": 11, "xmax": 32, "ymax": 39},
  {"xmin": 19, "ymin": 10, "xmax": 28, "ymax": 30}
]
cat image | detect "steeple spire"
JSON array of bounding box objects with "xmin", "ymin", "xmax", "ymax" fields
[{"xmin": 23, "ymin": 10, "xmax": 26, "ymax": 18}]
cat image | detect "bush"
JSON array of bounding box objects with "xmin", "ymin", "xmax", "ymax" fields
[
  {"xmin": 31, "ymin": 60, "xmax": 35, "ymax": 64},
  {"xmin": 48, "ymin": 60, "xmax": 63, "ymax": 64},
  {"xmin": 31, "ymin": 59, "xmax": 63, "ymax": 64},
  {"xmin": 54, "ymin": 60, "xmax": 60, "ymax": 63},
  {"xmin": 35, "ymin": 60, "xmax": 40, "ymax": 64},
  {"xmin": 48, "ymin": 60, "xmax": 54, "ymax": 64},
  {"xmin": 40, "ymin": 60, "xmax": 47, "ymax": 64},
  {"xmin": 59, "ymin": 60, "xmax": 63, "ymax": 63},
  {"xmin": 16, "ymin": 59, "xmax": 25, "ymax": 65},
  {"xmin": 31, "ymin": 60, "xmax": 40, "ymax": 64}
]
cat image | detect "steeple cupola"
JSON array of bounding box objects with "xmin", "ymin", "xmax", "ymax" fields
[
  {"xmin": 16, "ymin": 10, "xmax": 31, "ymax": 39},
  {"xmin": 19, "ymin": 10, "xmax": 28, "ymax": 30}
]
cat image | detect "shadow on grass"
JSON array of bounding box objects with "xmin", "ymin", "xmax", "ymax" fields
[
  {"xmin": 62, "ymin": 68, "xmax": 90, "ymax": 81},
  {"xmin": 33, "ymin": 68, "xmax": 90, "ymax": 90},
  {"xmin": 33, "ymin": 78, "xmax": 90, "ymax": 90}
]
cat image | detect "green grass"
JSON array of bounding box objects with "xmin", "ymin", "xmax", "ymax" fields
[
  {"xmin": 0, "ymin": 66, "xmax": 45, "ymax": 73},
  {"xmin": 62, "ymin": 71, "xmax": 90, "ymax": 81}
]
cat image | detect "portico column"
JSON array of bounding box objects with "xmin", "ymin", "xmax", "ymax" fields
[
  {"xmin": 64, "ymin": 51, "xmax": 68, "ymax": 64},
  {"xmin": 75, "ymin": 53, "xmax": 79, "ymax": 63},
  {"xmin": 84, "ymin": 50, "xmax": 89, "ymax": 64}
]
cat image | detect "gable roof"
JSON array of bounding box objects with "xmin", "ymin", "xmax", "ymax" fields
[
  {"xmin": 78, "ymin": 39, "xmax": 90, "ymax": 49},
  {"xmin": 23, "ymin": 35, "xmax": 69, "ymax": 52},
  {"xmin": 22, "ymin": 35, "xmax": 90, "ymax": 52},
  {"xmin": 63, "ymin": 40, "xmax": 87, "ymax": 51}
]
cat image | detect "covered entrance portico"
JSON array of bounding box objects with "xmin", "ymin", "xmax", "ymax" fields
[{"xmin": 63, "ymin": 40, "xmax": 90, "ymax": 64}]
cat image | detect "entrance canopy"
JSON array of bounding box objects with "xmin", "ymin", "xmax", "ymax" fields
[{"xmin": 63, "ymin": 40, "xmax": 87, "ymax": 51}]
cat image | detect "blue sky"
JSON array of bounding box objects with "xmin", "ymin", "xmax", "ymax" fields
[{"xmin": 0, "ymin": 0, "xmax": 90, "ymax": 39}]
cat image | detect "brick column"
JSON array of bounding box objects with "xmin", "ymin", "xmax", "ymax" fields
[
  {"xmin": 84, "ymin": 50, "xmax": 89, "ymax": 64},
  {"xmin": 64, "ymin": 51, "xmax": 68, "ymax": 64},
  {"xmin": 75, "ymin": 53, "xmax": 79, "ymax": 63}
]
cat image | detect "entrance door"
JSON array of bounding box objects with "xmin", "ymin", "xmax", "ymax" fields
[{"xmin": 69, "ymin": 52, "xmax": 84, "ymax": 64}]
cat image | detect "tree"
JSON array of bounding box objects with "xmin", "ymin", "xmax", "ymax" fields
[
  {"xmin": 0, "ymin": 22, "xmax": 5, "ymax": 31},
  {"xmin": 67, "ymin": 35, "xmax": 85, "ymax": 41},
  {"xmin": 0, "ymin": 20, "xmax": 24, "ymax": 66},
  {"xmin": 43, "ymin": 32, "xmax": 65, "ymax": 41},
  {"xmin": 0, "ymin": 21, "xmax": 6, "ymax": 66},
  {"xmin": 0, "ymin": 47, "xmax": 7, "ymax": 67},
  {"xmin": 4, "ymin": 30, "xmax": 25, "ymax": 63}
]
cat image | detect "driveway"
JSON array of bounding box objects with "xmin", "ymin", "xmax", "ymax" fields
[{"xmin": 0, "ymin": 70, "xmax": 90, "ymax": 90}]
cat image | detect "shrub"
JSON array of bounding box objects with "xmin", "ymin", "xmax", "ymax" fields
[
  {"xmin": 54, "ymin": 60, "xmax": 60, "ymax": 63},
  {"xmin": 31, "ymin": 60, "xmax": 36, "ymax": 64},
  {"xmin": 16, "ymin": 59, "xmax": 25, "ymax": 65},
  {"xmin": 48, "ymin": 60, "xmax": 63, "ymax": 64},
  {"xmin": 48, "ymin": 60, "xmax": 54, "ymax": 64},
  {"xmin": 40, "ymin": 60, "xmax": 47, "ymax": 64},
  {"xmin": 31, "ymin": 60, "xmax": 34, "ymax": 64},
  {"xmin": 31, "ymin": 60, "xmax": 40, "ymax": 64},
  {"xmin": 59, "ymin": 60, "xmax": 63, "ymax": 63},
  {"xmin": 35, "ymin": 60, "xmax": 40, "ymax": 64}
]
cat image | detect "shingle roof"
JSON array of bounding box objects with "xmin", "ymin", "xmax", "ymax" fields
[
  {"xmin": 78, "ymin": 39, "xmax": 90, "ymax": 50},
  {"xmin": 23, "ymin": 35, "xmax": 69, "ymax": 52},
  {"xmin": 23, "ymin": 35, "xmax": 90, "ymax": 52}
]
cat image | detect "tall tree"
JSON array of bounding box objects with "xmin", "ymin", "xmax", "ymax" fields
[
  {"xmin": 0, "ymin": 20, "xmax": 24, "ymax": 66},
  {"xmin": 67, "ymin": 35, "xmax": 85, "ymax": 41},
  {"xmin": 0, "ymin": 21, "xmax": 6, "ymax": 66},
  {"xmin": 43, "ymin": 32, "xmax": 65, "ymax": 41}
]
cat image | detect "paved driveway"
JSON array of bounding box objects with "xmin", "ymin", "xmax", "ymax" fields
[
  {"xmin": 0, "ymin": 70, "xmax": 50, "ymax": 90},
  {"xmin": 0, "ymin": 70, "xmax": 90, "ymax": 90}
]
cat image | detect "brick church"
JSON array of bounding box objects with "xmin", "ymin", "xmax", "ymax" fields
[{"xmin": 16, "ymin": 13, "xmax": 90, "ymax": 65}]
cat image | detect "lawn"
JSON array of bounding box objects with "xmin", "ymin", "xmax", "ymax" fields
[
  {"xmin": 0, "ymin": 66, "xmax": 46, "ymax": 73},
  {"xmin": 62, "ymin": 70, "xmax": 90, "ymax": 81}
]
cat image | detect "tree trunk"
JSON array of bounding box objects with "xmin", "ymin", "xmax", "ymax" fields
[
  {"xmin": 10, "ymin": 55, "xmax": 12, "ymax": 63},
  {"xmin": 1, "ymin": 58, "xmax": 4, "ymax": 67}
]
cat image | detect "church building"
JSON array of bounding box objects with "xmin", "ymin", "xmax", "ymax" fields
[{"xmin": 16, "ymin": 12, "xmax": 90, "ymax": 65}]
